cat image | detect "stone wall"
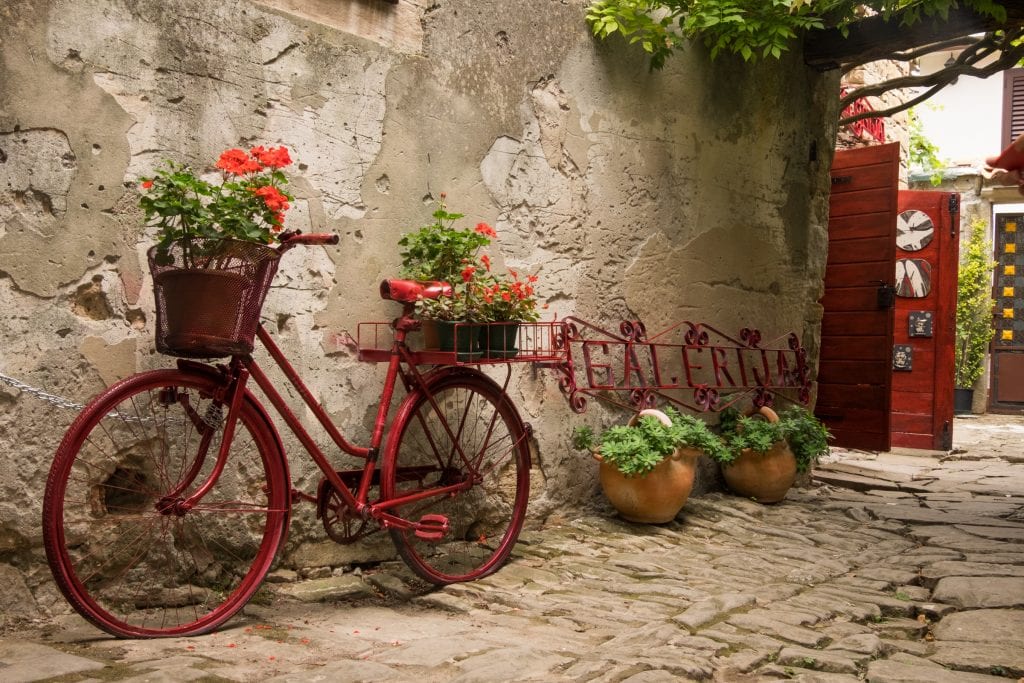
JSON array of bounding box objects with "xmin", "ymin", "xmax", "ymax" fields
[{"xmin": 0, "ymin": 0, "xmax": 839, "ymax": 614}]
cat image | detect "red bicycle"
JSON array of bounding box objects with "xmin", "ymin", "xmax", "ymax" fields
[{"xmin": 42, "ymin": 233, "xmax": 562, "ymax": 638}]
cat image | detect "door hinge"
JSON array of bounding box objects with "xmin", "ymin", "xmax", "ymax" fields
[{"xmin": 948, "ymin": 194, "xmax": 960, "ymax": 237}]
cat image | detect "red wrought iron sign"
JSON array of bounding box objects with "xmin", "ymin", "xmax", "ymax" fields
[
  {"xmin": 839, "ymin": 87, "xmax": 885, "ymax": 143},
  {"xmin": 546, "ymin": 317, "xmax": 811, "ymax": 414}
]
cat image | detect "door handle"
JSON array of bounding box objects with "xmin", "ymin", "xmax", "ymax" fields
[{"xmin": 872, "ymin": 280, "xmax": 896, "ymax": 310}]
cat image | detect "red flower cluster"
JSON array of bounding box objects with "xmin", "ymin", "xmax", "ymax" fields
[
  {"xmin": 216, "ymin": 148, "xmax": 262, "ymax": 175},
  {"xmin": 216, "ymin": 146, "xmax": 292, "ymax": 176},
  {"xmin": 254, "ymin": 185, "xmax": 290, "ymax": 212},
  {"xmin": 140, "ymin": 145, "xmax": 298, "ymax": 245},
  {"xmin": 474, "ymin": 222, "xmax": 497, "ymax": 238},
  {"xmin": 250, "ymin": 145, "xmax": 292, "ymax": 169},
  {"xmin": 254, "ymin": 185, "xmax": 290, "ymax": 229},
  {"xmin": 480, "ymin": 273, "xmax": 536, "ymax": 304}
]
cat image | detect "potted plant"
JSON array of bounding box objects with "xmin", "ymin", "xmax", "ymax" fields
[
  {"xmin": 572, "ymin": 406, "xmax": 729, "ymax": 523},
  {"xmin": 138, "ymin": 146, "xmax": 296, "ymax": 357},
  {"xmin": 398, "ymin": 195, "xmax": 494, "ymax": 356},
  {"xmin": 414, "ymin": 273, "xmax": 487, "ymax": 360},
  {"xmin": 954, "ymin": 219, "xmax": 995, "ymax": 413},
  {"xmin": 475, "ymin": 268, "xmax": 544, "ymax": 359},
  {"xmin": 714, "ymin": 405, "xmax": 831, "ymax": 503}
]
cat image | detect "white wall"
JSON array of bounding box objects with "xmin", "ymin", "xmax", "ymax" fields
[{"xmin": 915, "ymin": 51, "xmax": 1004, "ymax": 165}]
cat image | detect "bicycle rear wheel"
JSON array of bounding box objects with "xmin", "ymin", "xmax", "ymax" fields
[
  {"xmin": 43, "ymin": 369, "xmax": 290, "ymax": 638},
  {"xmin": 381, "ymin": 369, "xmax": 530, "ymax": 584}
]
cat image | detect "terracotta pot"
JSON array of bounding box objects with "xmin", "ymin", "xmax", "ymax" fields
[
  {"xmin": 595, "ymin": 409, "xmax": 699, "ymax": 524},
  {"xmin": 421, "ymin": 319, "xmax": 440, "ymax": 350},
  {"xmin": 721, "ymin": 406, "xmax": 797, "ymax": 504}
]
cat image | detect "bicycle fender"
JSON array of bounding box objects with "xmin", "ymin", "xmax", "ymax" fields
[{"xmin": 174, "ymin": 360, "xmax": 294, "ymax": 507}]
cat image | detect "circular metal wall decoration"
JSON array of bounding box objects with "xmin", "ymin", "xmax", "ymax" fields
[
  {"xmin": 895, "ymin": 258, "xmax": 932, "ymax": 298},
  {"xmin": 897, "ymin": 210, "xmax": 934, "ymax": 252}
]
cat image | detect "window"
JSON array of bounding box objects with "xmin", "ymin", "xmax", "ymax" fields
[{"xmin": 1001, "ymin": 68, "xmax": 1024, "ymax": 149}]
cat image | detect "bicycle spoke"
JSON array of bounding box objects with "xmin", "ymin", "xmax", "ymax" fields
[
  {"xmin": 44, "ymin": 369, "xmax": 288, "ymax": 638},
  {"xmin": 382, "ymin": 371, "xmax": 529, "ymax": 584}
]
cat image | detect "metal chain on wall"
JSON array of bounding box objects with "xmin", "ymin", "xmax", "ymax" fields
[
  {"xmin": 0, "ymin": 371, "xmax": 87, "ymax": 412},
  {"xmin": 0, "ymin": 370, "xmax": 219, "ymax": 428}
]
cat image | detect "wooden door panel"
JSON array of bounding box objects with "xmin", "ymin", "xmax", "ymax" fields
[
  {"xmin": 819, "ymin": 336, "xmax": 890, "ymax": 361},
  {"xmin": 821, "ymin": 312, "xmax": 891, "ymax": 336},
  {"xmin": 817, "ymin": 143, "xmax": 899, "ymax": 451},
  {"xmin": 818, "ymin": 384, "xmax": 887, "ymax": 411},
  {"xmin": 890, "ymin": 190, "xmax": 959, "ymax": 450},
  {"xmin": 892, "ymin": 390, "xmax": 937, "ymax": 414},
  {"xmin": 829, "ymin": 213, "xmax": 895, "ymax": 240},
  {"xmin": 827, "ymin": 236, "xmax": 893, "ymax": 265},
  {"xmin": 990, "ymin": 214, "xmax": 1024, "ymax": 413},
  {"xmin": 820, "ymin": 287, "xmax": 881, "ymax": 312},
  {"xmin": 820, "ymin": 408, "xmax": 890, "ymax": 434},
  {"xmin": 825, "ymin": 262, "xmax": 894, "ymax": 287},
  {"xmin": 994, "ymin": 351, "xmax": 1024, "ymax": 403},
  {"xmin": 830, "ymin": 190, "xmax": 898, "ymax": 218},
  {"xmin": 818, "ymin": 361, "xmax": 888, "ymax": 384},
  {"xmin": 892, "ymin": 348, "xmax": 937, "ymax": 392},
  {"xmin": 829, "ymin": 160, "xmax": 900, "ymax": 189}
]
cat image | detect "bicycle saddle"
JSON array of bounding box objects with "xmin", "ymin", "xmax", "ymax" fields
[{"xmin": 379, "ymin": 279, "xmax": 453, "ymax": 303}]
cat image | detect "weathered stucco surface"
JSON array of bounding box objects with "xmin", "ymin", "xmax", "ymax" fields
[{"xmin": 0, "ymin": 0, "xmax": 839, "ymax": 616}]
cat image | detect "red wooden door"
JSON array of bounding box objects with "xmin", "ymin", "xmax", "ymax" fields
[
  {"xmin": 891, "ymin": 192, "xmax": 959, "ymax": 449},
  {"xmin": 818, "ymin": 143, "xmax": 899, "ymax": 451}
]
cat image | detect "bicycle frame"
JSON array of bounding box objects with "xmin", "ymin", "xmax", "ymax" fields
[{"xmin": 178, "ymin": 311, "xmax": 511, "ymax": 535}]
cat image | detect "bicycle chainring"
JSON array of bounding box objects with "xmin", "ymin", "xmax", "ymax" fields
[{"xmin": 316, "ymin": 477, "xmax": 369, "ymax": 545}]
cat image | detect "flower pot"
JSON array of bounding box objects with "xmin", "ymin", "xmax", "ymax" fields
[
  {"xmin": 722, "ymin": 406, "xmax": 797, "ymax": 504},
  {"xmin": 594, "ymin": 409, "xmax": 699, "ymax": 523},
  {"xmin": 421, "ymin": 319, "xmax": 441, "ymax": 350},
  {"xmin": 148, "ymin": 239, "xmax": 279, "ymax": 358},
  {"xmin": 435, "ymin": 320, "xmax": 483, "ymax": 361},
  {"xmin": 154, "ymin": 269, "xmax": 252, "ymax": 357},
  {"xmin": 954, "ymin": 388, "xmax": 974, "ymax": 415},
  {"xmin": 479, "ymin": 322, "xmax": 520, "ymax": 359}
]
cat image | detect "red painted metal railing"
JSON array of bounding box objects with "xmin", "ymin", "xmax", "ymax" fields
[{"xmin": 358, "ymin": 315, "xmax": 811, "ymax": 414}]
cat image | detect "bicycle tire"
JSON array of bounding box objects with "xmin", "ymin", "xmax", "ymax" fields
[
  {"xmin": 42, "ymin": 368, "xmax": 290, "ymax": 638},
  {"xmin": 381, "ymin": 368, "xmax": 530, "ymax": 584}
]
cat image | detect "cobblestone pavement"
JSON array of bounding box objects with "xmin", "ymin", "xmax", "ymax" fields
[{"xmin": 3, "ymin": 415, "xmax": 1023, "ymax": 682}]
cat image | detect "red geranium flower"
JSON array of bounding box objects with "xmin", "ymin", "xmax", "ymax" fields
[
  {"xmin": 251, "ymin": 145, "xmax": 292, "ymax": 169},
  {"xmin": 217, "ymin": 148, "xmax": 261, "ymax": 175},
  {"xmin": 254, "ymin": 185, "xmax": 290, "ymax": 212},
  {"xmin": 141, "ymin": 179, "xmax": 153, "ymax": 189},
  {"xmin": 461, "ymin": 265, "xmax": 476, "ymax": 282},
  {"xmin": 474, "ymin": 222, "xmax": 497, "ymax": 238},
  {"xmin": 481, "ymin": 254, "xmax": 491, "ymax": 271}
]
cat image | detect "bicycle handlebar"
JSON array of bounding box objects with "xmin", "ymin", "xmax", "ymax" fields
[
  {"xmin": 280, "ymin": 231, "xmax": 339, "ymax": 246},
  {"xmin": 276, "ymin": 231, "xmax": 339, "ymax": 253}
]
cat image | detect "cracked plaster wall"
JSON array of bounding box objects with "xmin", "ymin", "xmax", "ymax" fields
[{"xmin": 0, "ymin": 0, "xmax": 839, "ymax": 617}]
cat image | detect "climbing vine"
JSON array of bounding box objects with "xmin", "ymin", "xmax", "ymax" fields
[{"xmin": 586, "ymin": 1, "xmax": 1010, "ymax": 68}]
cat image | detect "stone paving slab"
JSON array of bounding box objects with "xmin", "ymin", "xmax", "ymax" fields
[
  {"xmin": 0, "ymin": 641, "xmax": 106, "ymax": 682},
  {"xmin": 2, "ymin": 415, "xmax": 1023, "ymax": 681}
]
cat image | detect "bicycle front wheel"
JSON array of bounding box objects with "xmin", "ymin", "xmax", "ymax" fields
[
  {"xmin": 381, "ymin": 369, "xmax": 530, "ymax": 584},
  {"xmin": 42, "ymin": 369, "xmax": 290, "ymax": 638}
]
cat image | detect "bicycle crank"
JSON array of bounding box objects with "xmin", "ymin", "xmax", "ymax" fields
[{"xmin": 316, "ymin": 475, "xmax": 369, "ymax": 545}]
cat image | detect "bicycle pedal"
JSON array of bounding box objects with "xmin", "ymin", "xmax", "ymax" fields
[{"xmin": 413, "ymin": 514, "xmax": 449, "ymax": 541}]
